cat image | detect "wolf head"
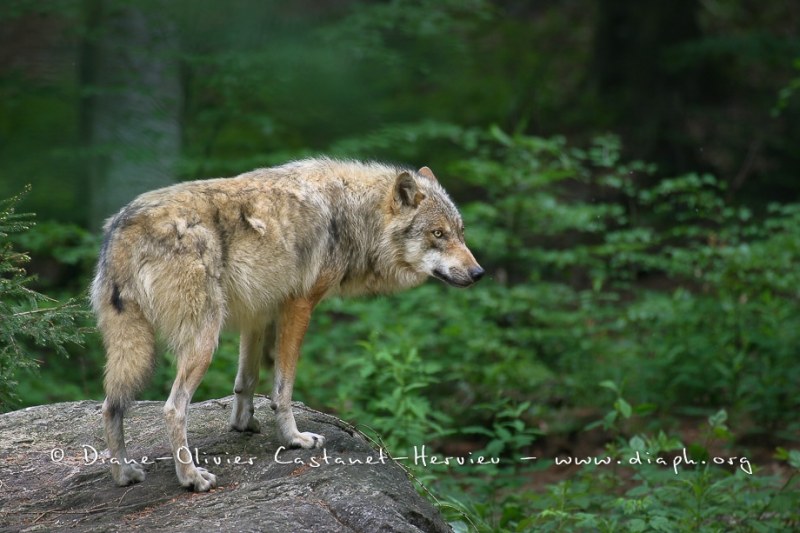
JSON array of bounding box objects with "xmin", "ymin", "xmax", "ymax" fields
[{"xmin": 389, "ymin": 166, "xmax": 484, "ymax": 288}]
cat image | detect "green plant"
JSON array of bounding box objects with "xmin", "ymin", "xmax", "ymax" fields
[
  {"xmin": 331, "ymin": 333, "xmax": 453, "ymax": 452},
  {"xmin": 9, "ymin": 124, "xmax": 800, "ymax": 530},
  {"xmin": 292, "ymin": 125, "xmax": 800, "ymax": 531},
  {"xmin": 0, "ymin": 188, "xmax": 90, "ymax": 410},
  {"xmin": 512, "ymin": 389, "xmax": 799, "ymax": 532}
]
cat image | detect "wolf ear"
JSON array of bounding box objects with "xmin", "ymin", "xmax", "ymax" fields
[
  {"xmin": 418, "ymin": 166, "xmax": 438, "ymax": 182},
  {"xmin": 394, "ymin": 172, "xmax": 425, "ymax": 209}
]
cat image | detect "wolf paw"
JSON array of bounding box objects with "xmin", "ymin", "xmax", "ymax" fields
[
  {"xmin": 181, "ymin": 467, "xmax": 217, "ymax": 492},
  {"xmin": 289, "ymin": 431, "xmax": 326, "ymax": 449},
  {"xmin": 229, "ymin": 411, "xmax": 261, "ymax": 433},
  {"xmin": 113, "ymin": 463, "xmax": 146, "ymax": 486},
  {"xmin": 230, "ymin": 396, "xmax": 262, "ymax": 433}
]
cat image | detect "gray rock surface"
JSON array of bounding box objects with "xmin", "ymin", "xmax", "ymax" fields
[{"xmin": 0, "ymin": 396, "xmax": 451, "ymax": 532}]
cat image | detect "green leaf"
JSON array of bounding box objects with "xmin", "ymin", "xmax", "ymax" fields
[
  {"xmin": 615, "ymin": 398, "xmax": 633, "ymax": 419},
  {"xmin": 708, "ymin": 409, "xmax": 728, "ymax": 428},
  {"xmin": 629, "ymin": 436, "xmax": 646, "ymax": 452},
  {"xmin": 788, "ymin": 450, "xmax": 800, "ymax": 469},
  {"xmin": 599, "ymin": 380, "xmax": 619, "ymax": 393}
]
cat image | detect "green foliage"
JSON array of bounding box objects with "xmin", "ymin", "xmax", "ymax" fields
[
  {"xmin": 3, "ymin": 1, "xmax": 800, "ymax": 528},
  {"xmin": 289, "ymin": 125, "xmax": 800, "ymax": 530},
  {"xmin": 515, "ymin": 393, "xmax": 800, "ymax": 533},
  {"xmin": 772, "ymin": 57, "xmax": 800, "ymax": 116},
  {"xmin": 7, "ymin": 123, "xmax": 799, "ymax": 528},
  {"xmin": 332, "ymin": 337, "xmax": 452, "ymax": 451},
  {"xmin": 0, "ymin": 188, "xmax": 90, "ymax": 410}
]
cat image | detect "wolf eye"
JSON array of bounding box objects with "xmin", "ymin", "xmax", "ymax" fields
[{"xmin": 433, "ymin": 230, "xmax": 444, "ymax": 238}]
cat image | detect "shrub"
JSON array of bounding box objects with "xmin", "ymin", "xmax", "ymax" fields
[{"xmin": 0, "ymin": 188, "xmax": 90, "ymax": 410}]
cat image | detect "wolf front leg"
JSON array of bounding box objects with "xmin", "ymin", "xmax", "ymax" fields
[{"xmin": 272, "ymin": 297, "xmax": 325, "ymax": 449}]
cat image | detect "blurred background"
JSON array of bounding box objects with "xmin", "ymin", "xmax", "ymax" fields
[{"xmin": 1, "ymin": 0, "xmax": 799, "ymax": 530}]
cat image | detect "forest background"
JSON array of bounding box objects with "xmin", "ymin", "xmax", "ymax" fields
[{"xmin": 1, "ymin": 1, "xmax": 799, "ymax": 531}]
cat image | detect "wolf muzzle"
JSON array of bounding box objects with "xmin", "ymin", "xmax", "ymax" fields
[
  {"xmin": 469, "ymin": 266, "xmax": 485, "ymax": 282},
  {"xmin": 434, "ymin": 264, "xmax": 485, "ymax": 287}
]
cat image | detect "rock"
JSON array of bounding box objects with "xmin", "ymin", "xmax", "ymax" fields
[{"xmin": 0, "ymin": 396, "xmax": 451, "ymax": 532}]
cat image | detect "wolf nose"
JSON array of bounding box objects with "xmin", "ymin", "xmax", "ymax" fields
[{"xmin": 469, "ymin": 266, "xmax": 485, "ymax": 282}]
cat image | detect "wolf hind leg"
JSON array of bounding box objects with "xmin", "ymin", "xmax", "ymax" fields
[
  {"xmin": 99, "ymin": 298, "xmax": 155, "ymax": 486},
  {"xmin": 164, "ymin": 318, "xmax": 221, "ymax": 492},
  {"xmin": 229, "ymin": 320, "xmax": 274, "ymax": 432},
  {"xmin": 273, "ymin": 298, "xmax": 325, "ymax": 449},
  {"xmin": 103, "ymin": 399, "xmax": 146, "ymax": 485}
]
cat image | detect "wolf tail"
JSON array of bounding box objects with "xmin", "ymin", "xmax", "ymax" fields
[{"xmin": 91, "ymin": 237, "xmax": 156, "ymax": 409}]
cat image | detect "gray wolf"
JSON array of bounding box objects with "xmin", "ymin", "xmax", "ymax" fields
[{"xmin": 90, "ymin": 158, "xmax": 484, "ymax": 491}]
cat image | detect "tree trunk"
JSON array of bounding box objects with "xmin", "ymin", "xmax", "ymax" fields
[
  {"xmin": 82, "ymin": 0, "xmax": 181, "ymax": 230},
  {"xmin": 590, "ymin": 0, "xmax": 709, "ymax": 173}
]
